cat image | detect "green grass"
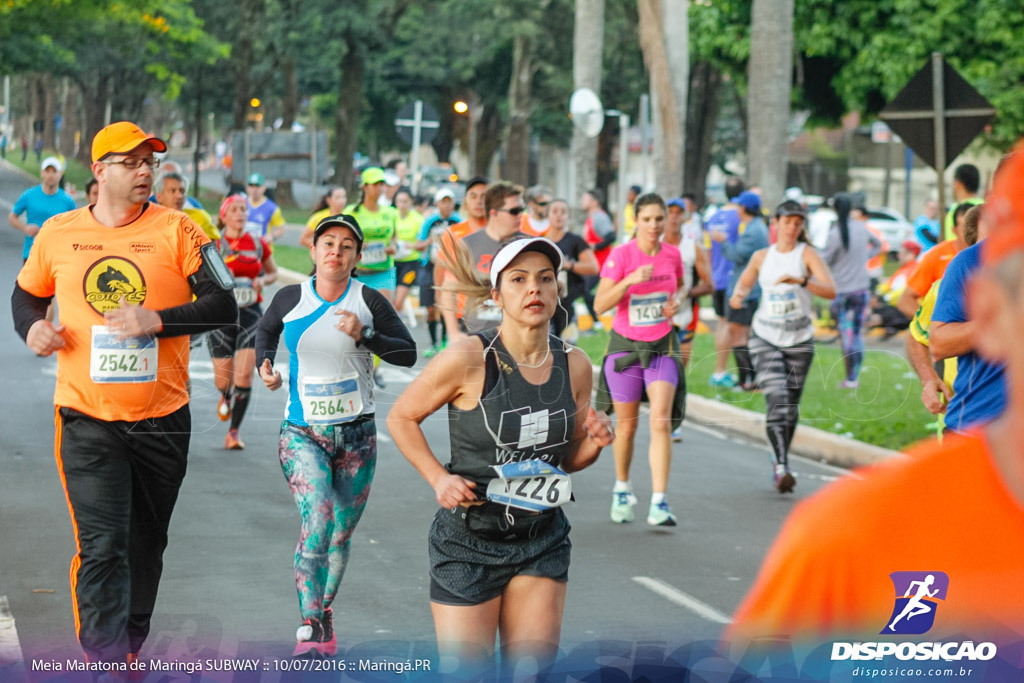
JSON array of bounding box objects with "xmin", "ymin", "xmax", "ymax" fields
[
  {"xmin": 575, "ymin": 330, "xmax": 934, "ymax": 451},
  {"xmin": 273, "ymin": 244, "xmax": 313, "ymax": 274},
  {"xmin": 5, "ymin": 148, "xmax": 95, "ymax": 191}
]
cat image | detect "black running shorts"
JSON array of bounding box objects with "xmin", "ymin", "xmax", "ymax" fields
[
  {"xmin": 428, "ymin": 505, "xmax": 571, "ymax": 606},
  {"xmin": 207, "ymin": 304, "xmax": 261, "ymax": 358}
]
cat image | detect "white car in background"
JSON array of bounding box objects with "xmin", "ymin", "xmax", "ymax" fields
[
  {"xmin": 863, "ymin": 208, "xmax": 914, "ymax": 251},
  {"xmin": 808, "ymin": 206, "xmax": 912, "ymax": 255}
]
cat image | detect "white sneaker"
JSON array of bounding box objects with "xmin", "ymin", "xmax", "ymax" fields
[
  {"xmin": 647, "ymin": 500, "xmax": 678, "ymax": 527},
  {"xmin": 610, "ymin": 490, "xmax": 637, "ymax": 523}
]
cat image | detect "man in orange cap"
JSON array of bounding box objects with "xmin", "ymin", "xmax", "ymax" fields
[
  {"xmin": 724, "ymin": 146, "xmax": 1024, "ymax": 658},
  {"xmin": 11, "ymin": 121, "xmax": 237, "ymax": 666}
]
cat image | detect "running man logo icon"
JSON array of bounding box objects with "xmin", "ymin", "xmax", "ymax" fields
[{"xmin": 882, "ymin": 571, "xmax": 949, "ymax": 635}]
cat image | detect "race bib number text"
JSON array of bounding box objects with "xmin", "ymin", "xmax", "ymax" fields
[
  {"xmin": 301, "ymin": 375, "xmax": 363, "ymax": 425},
  {"xmin": 486, "ymin": 460, "xmax": 572, "ymax": 511},
  {"xmin": 361, "ymin": 242, "xmax": 388, "ymax": 266},
  {"xmin": 628, "ymin": 291, "xmax": 668, "ymax": 327},
  {"xmin": 90, "ymin": 326, "xmax": 158, "ymax": 384}
]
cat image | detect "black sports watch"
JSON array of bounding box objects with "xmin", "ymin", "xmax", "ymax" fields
[{"xmin": 359, "ymin": 326, "xmax": 377, "ymax": 344}]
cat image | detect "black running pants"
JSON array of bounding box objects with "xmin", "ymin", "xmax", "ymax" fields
[{"xmin": 55, "ymin": 404, "xmax": 190, "ymax": 663}]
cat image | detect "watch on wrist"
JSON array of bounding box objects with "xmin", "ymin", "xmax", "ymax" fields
[
  {"xmin": 801, "ymin": 275, "xmax": 810, "ymax": 287},
  {"xmin": 360, "ymin": 327, "xmax": 377, "ymax": 343}
]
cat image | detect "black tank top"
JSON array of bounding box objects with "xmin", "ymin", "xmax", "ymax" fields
[{"xmin": 446, "ymin": 329, "xmax": 577, "ymax": 489}]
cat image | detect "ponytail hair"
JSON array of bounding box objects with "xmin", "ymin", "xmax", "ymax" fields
[
  {"xmin": 832, "ymin": 193, "xmax": 851, "ymax": 251},
  {"xmin": 438, "ymin": 233, "xmax": 565, "ymax": 314},
  {"xmin": 437, "ymin": 230, "xmax": 493, "ymax": 315}
]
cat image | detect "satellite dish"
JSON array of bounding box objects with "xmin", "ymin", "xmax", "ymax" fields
[{"xmin": 570, "ymin": 87, "xmax": 605, "ymax": 138}]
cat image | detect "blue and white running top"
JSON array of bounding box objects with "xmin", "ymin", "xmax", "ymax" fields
[{"xmin": 255, "ymin": 277, "xmax": 416, "ymax": 426}]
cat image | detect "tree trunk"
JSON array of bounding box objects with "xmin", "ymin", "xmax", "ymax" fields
[
  {"xmin": 570, "ymin": 0, "xmax": 605, "ymax": 208},
  {"xmin": 504, "ymin": 33, "xmax": 534, "ymax": 186},
  {"xmin": 77, "ymin": 76, "xmax": 109, "ymax": 165},
  {"xmin": 192, "ymin": 69, "xmax": 204, "ymax": 197},
  {"xmin": 638, "ymin": 0, "xmax": 687, "ymax": 198},
  {"xmin": 747, "ymin": 0, "xmax": 794, "ymax": 208},
  {"xmin": 59, "ymin": 78, "xmax": 77, "ymax": 159},
  {"xmin": 431, "ymin": 88, "xmax": 457, "ymax": 164},
  {"xmin": 684, "ymin": 62, "xmax": 721, "ymax": 203},
  {"xmin": 274, "ymin": 58, "xmax": 299, "ymax": 207},
  {"xmin": 42, "ymin": 73, "xmax": 57, "ymax": 151},
  {"xmin": 231, "ymin": 0, "xmax": 259, "ymax": 132},
  {"xmin": 474, "ymin": 103, "xmax": 502, "ymax": 178},
  {"xmin": 30, "ymin": 74, "xmax": 44, "ymax": 151},
  {"xmin": 334, "ymin": 44, "xmax": 364, "ymax": 195}
]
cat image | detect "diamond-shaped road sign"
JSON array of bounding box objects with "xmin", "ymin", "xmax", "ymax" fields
[{"xmin": 880, "ymin": 54, "xmax": 995, "ymax": 171}]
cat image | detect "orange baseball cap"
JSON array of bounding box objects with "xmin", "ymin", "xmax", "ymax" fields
[
  {"xmin": 983, "ymin": 141, "xmax": 1024, "ymax": 264},
  {"xmin": 91, "ymin": 121, "xmax": 167, "ymax": 162}
]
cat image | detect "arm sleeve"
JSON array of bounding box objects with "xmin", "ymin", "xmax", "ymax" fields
[
  {"xmin": 931, "ymin": 254, "xmax": 970, "ymax": 324},
  {"xmin": 269, "ymin": 208, "xmax": 285, "ymax": 229},
  {"xmin": 721, "ymin": 227, "xmax": 757, "ymax": 263},
  {"xmin": 255, "ymin": 285, "xmax": 300, "ymax": 368},
  {"xmin": 360, "ymin": 286, "xmax": 417, "ymax": 366},
  {"xmin": 11, "ymin": 282, "xmax": 52, "ymax": 341},
  {"xmin": 591, "ymin": 212, "xmax": 616, "ymax": 250},
  {"xmin": 156, "ymin": 266, "xmax": 238, "ymax": 337}
]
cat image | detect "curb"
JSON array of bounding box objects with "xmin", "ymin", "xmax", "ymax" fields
[
  {"xmin": 590, "ymin": 367, "xmax": 901, "ymax": 470},
  {"xmin": 276, "ymin": 265, "xmax": 309, "ymax": 286}
]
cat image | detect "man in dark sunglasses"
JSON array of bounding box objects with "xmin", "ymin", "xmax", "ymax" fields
[
  {"xmin": 440, "ymin": 181, "xmax": 527, "ymax": 338},
  {"xmin": 523, "ymin": 184, "xmax": 553, "ymax": 236}
]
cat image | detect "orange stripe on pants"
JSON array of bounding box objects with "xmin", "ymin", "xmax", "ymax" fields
[{"xmin": 52, "ymin": 406, "xmax": 84, "ymax": 646}]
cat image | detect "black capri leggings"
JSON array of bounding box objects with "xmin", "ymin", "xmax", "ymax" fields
[{"xmin": 749, "ymin": 334, "xmax": 815, "ymax": 467}]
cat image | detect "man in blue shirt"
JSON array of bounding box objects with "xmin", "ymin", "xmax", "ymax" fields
[
  {"xmin": 704, "ymin": 176, "xmax": 745, "ymax": 387},
  {"xmin": 8, "ymin": 156, "xmax": 76, "ymax": 262},
  {"xmin": 931, "ymin": 204, "xmax": 1005, "ymax": 433},
  {"xmin": 712, "ymin": 190, "xmax": 770, "ymax": 391}
]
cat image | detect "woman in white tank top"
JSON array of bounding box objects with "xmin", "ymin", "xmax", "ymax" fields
[{"xmin": 729, "ymin": 201, "xmax": 836, "ymax": 493}]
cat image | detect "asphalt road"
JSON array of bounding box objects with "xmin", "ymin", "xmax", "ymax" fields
[{"xmin": 0, "ymin": 159, "xmax": 853, "ymax": 679}]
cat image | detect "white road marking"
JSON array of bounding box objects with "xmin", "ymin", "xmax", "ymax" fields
[
  {"xmin": 0, "ymin": 595, "xmax": 26, "ymax": 667},
  {"xmin": 631, "ymin": 577, "xmax": 732, "ymax": 625}
]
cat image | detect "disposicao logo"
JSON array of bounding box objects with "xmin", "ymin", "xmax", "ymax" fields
[
  {"xmin": 831, "ymin": 570, "xmax": 997, "ymax": 663},
  {"xmin": 882, "ymin": 571, "xmax": 948, "ymax": 635}
]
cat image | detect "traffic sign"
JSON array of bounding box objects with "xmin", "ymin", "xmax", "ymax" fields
[
  {"xmin": 880, "ymin": 54, "xmax": 995, "ymax": 171},
  {"xmin": 395, "ymin": 101, "xmax": 439, "ymax": 145}
]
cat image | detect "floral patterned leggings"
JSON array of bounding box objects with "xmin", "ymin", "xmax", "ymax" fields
[
  {"xmin": 831, "ymin": 290, "xmax": 870, "ymax": 382},
  {"xmin": 278, "ymin": 419, "xmax": 377, "ymax": 621}
]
